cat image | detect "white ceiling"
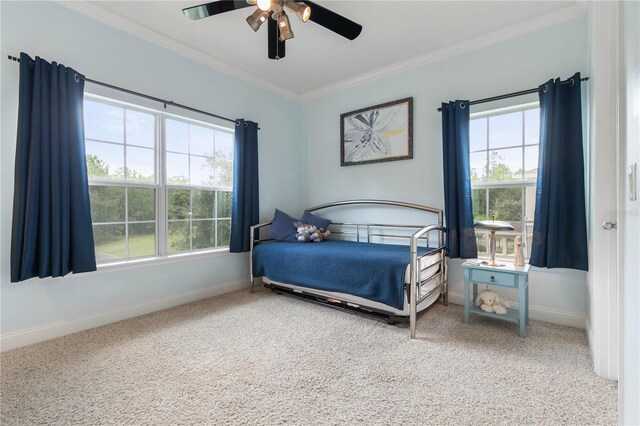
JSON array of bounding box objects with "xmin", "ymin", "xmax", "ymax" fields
[{"xmin": 78, "ymin": 1, "xmax": 584, "ymax": 100}]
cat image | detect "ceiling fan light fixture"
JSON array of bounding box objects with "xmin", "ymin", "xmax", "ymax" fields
[
  {"xmin": 277, "ymin": 11, "xmax": 294, "ymax": 41},
  {"xmin": 286, "ymin": 1, "xmax": 311, "ymax": 22},
  {"xmin": 257, "ymin": 0, "xmax": 271, "ymax": 11},
  {"xmin": 246, "ymin": 8, "xmax": 270, "ymax": 31},
  {"xmin": 183, "ymin": 0, "xmax": 363, "ymax": 60}
]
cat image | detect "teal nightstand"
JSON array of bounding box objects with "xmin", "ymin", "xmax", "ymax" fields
[{"xmin": 462, "ymin": 261, "xmax": 530, "ymax": 337}]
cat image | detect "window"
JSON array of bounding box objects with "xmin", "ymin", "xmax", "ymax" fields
[
  {"xmin": 84, "ymin": 96, "xmax": 234, "ymax": 263},
  {"xmin": 165, "ymin": 118, "xmax": 234, "ymax": 254},
  {"xmin": 469, "ymin": 103, "xmax": 539, "ymax": 260}
]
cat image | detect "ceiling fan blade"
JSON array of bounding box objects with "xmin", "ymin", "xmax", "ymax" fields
[
  {"xmin": 300, "ymin": 0, "xmax": 362, "ymax": 41},
  {"xmin": 268, "ymin": 16, "xmax": 286, "ymax": 60},
  {"xmin": 183, "ymin": 1, "xmax": 252, "ymax": 20}
]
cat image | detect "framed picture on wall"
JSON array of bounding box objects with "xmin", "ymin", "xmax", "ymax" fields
[{"xmin": 340, "ymin": 97, "xmax": 413, "ymax": 166}]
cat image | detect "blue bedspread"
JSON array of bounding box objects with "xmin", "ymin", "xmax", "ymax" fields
[{"xmin": 252, "ymin": 240, "xmax": 434, "ymax": 310}]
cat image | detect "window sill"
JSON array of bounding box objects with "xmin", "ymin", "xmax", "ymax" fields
[
  {"xmin": 475, "ymin": 255, "xmax": 530, "ymax": 262},
  {"xmin": 15, "ymin": 249, "xmax": 237, "ymax": 284},
  {"xmin": 96, "ymin": 248, "xmax": 233, "ymax": 273}
]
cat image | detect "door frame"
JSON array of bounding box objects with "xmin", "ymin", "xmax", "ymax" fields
[{"xmin": 586, "ymin": 1, "xmax": 620, "ymax": 381}]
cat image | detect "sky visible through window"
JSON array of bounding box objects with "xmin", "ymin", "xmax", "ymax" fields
[
  {"xmin": 84, "ymin": 100, "xmax": 155, "ymax": 182},
  {"xmin": 470, "ymin": 106, "xmax": 540, "ymax": 258},
  {"xmin": 470, "ymin": 109, "xmax": 539, "ymax": 184},
  {"xmin": 84, "ymin": 100, "xmax": 234, "ymax": 188}
]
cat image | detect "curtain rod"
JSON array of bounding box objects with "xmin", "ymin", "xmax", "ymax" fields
[
  {"xmin": 436, "ymin": 77, "xmax": 589, "ymax": 112},
  {"xmin": 7, "ymin": 54, "xmax": 254, "ymax": 129}
]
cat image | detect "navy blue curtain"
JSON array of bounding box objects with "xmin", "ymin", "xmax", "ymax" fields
[
  {"xmin": 11, "ymin": 53, "xmax": 96, "ymax": 282},
  {"xmin": 441, "ymin": 101, "xmax": 477, "ymax": 259},
  {"xmin": 530, "ymin": 73, "xmax": 588, "ymax": 271},
  {"xmin": 229, "ymin": 119, "xmax": 259, "ymax": 253}
]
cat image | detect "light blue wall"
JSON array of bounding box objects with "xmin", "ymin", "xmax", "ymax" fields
[
  {"xmin": 0, "ymin": 1, "xmax": 304, "ymax": 345},
  {"xmin": 0, "ymin": 1, "xmax": 591, "ymax": 349},
  {"xmin": 301, "ymin": 17, "xmax": 589, "ymax": 326}
]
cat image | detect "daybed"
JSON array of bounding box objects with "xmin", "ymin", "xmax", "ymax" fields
[{"xmin": 249, "ymin": 200, "xmax": 448, "ymax": 338}]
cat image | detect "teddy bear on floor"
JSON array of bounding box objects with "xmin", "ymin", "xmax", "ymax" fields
[
  {"xmin": 475, "ymin": 289, "xmax": 509, "ymax": 315},
  {"xmin": 293, "ymin": 221, "xmax": 331, "ymax": 242}
]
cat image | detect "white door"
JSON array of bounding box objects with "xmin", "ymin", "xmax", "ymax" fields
[{"xmin": 621, "ymin": 1, "xmax": 640, "ymax": 424}]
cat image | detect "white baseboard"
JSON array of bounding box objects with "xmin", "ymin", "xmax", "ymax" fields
[
  {"xmin": 448, "ymin": 291, "xmax": 586, "ymax": 329},
  {"xmin": 0, "ymin": 280, "xmax": 248, "ymax": 352},
  {"xmin": 1, "ymin": 284, "xmax": 585, "ymax": 351}
]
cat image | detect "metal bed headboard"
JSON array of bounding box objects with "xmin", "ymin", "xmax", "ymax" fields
[
  {"xmin": 305, "ymin": 199, "xmax": 443, "ymax": 216},
  {"xmin": 304, "ymin": 199, "xmax": 444, "ymax": 247}
]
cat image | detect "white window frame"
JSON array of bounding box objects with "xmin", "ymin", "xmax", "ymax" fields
[
  {"xmin": 85, "ymin": 93, "xmax": 234, "ymax": 266},
  {"xmin": 470, "ymin": 102, "xmax": 539, "ymax": 260}
]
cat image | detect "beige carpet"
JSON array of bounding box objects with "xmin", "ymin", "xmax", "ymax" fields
[{"xmin": 1, "ymin": 287, "xmax": 617, "ymax": 425}]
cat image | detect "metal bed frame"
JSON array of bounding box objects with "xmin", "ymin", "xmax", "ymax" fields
[{"xmin": 249, "ymin": 200, "xmax": 447, "ymax": 339}]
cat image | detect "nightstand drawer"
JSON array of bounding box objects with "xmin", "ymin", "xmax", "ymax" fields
[{"xmin": 470, "ymin": 269, "xmax": 516, "ymax": 287}]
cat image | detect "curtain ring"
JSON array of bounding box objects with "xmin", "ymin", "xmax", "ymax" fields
[
  {"xmin": 543, "ymin": 84, "xmax": 548, "ymax": 93},
  {"xmin": 74, "ymin": 74, "xmax": 80, "ymax": 83},
  {"xmin": 569, "ymin": 78, "xmax": 575, "ymax": 87},
  {"xmin": 460, "ymin": 102, "xmax": 466, "ymax": 109},
  {"xmin": 244, "ymin": 122, "xmax": 248, "ymax": 127},
  {"xmin": 235, "ymin": 120, "xmax": 241, "ymax": 127}
]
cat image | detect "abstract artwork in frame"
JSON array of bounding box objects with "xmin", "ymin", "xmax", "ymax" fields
[{"xmin": 340, "ymin": 97, "xmax": 413, "ymax": 166}]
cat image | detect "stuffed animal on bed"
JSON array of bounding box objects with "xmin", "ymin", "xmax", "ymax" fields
[{"xmin": 293, "ymin": 221, "xmax": 331, "ymax": 242}]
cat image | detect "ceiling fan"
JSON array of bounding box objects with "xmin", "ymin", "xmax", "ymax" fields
[{"xmin": 182, "ymin": 0, "xmax": 363, "ymax": 60}]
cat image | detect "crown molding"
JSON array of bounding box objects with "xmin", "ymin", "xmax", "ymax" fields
[
  {"xmin": 55, "ymin": 0, "xmax": 301, "ymax": 102},
  {"xmin": 299, "ymin": 3, "xmax": 587, "ymax": 102},
  {"xmin": 55, "ymin": 1, "xmax": 585, "ymax": 105}
]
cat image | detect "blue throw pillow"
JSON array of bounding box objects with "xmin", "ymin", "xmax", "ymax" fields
[
  {"xmin": 301, "ymin": 211, "xmax": 332, "ymax": 230},
  {"xmin": 266, "ymin": 209, "xmax": 300, "ymax": 242}
]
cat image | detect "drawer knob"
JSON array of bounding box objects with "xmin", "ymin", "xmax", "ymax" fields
[{"xmin": 490, "ymin": 275, "xmax": 496, "ymax": 283}]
